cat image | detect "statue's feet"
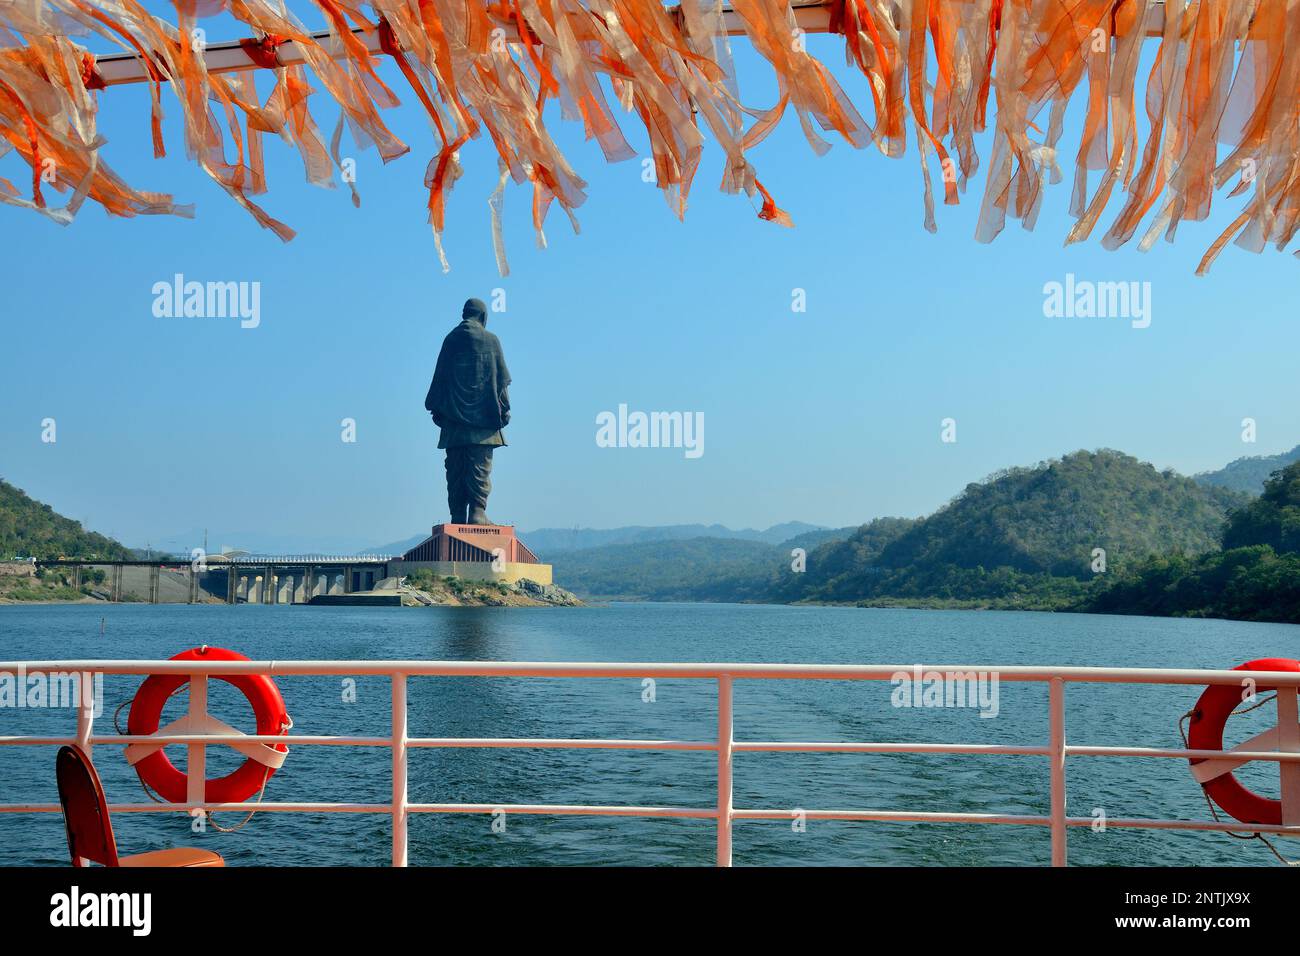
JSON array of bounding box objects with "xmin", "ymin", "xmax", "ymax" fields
[{"xmin": 468, "ymin": 507, "xmax": 492, "ymax": 525}]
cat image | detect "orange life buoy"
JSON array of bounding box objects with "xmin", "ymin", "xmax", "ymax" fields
[
  {"xmin": 127, "ymin": 646, "xmax": 290, "ymax": 804},
  {"xmin": 1187, "ymin": 657, "xmax": 1300, "ymax": 826}
]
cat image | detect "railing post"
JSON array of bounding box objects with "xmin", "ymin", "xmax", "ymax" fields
[
  {"xmin": 187, "ymin": 673, "xmax": 208, "ymax": 809},
  {"xmin": 716, "ymin": 674, "xmax": 733, "ymax": 867},
  {"xmin": 1048, "ymin": 677, "xmax": 1067, "ymax": 866},
  {"xmin": 1274, "ymin": 687, "xmax": 1300, "ymax": 825},
  {"xmin": 75, "ymin": 671, "xmax": 95, "ymax": 758},
  {"xmin": 392, "ymin": 673, "xmax": 408, "ymax": 867}
]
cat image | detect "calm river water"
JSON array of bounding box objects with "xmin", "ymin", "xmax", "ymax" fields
[{"xmin": 2, "ymin": 602, "xmax": 1298, "ymax": 866}]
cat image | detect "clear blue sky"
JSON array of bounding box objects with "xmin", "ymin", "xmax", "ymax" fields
[{"xmin": 2, "ymin": 10, "xmax": 1297, "ymax": 553}]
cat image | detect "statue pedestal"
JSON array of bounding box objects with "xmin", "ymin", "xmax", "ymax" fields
[{"xmin": 390, "ymin": 523, "xmax": 551, "ymax": 586}]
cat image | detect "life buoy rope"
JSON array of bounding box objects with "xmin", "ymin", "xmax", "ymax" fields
[
  {"xmin": 112, "ymin": 684, "xmax": 277, "ymax": 832},
  {"xmin": 1178, "ymin": 694, "xmax": 1296, "ymax": 864},
  {"xmin": 1183, "ymin": 657, "xmax": 1300, "ymax": 865},
  {"xmin": 121, "ymin": 646, "xmax": 291, "ymax": 830}
]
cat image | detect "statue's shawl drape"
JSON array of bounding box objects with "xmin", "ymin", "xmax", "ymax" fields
[{"xmin": 425, "ymin": 320, "xmax": 511, "ymax": 431}]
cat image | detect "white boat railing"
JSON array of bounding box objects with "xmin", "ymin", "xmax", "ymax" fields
[{"xmin": 3, "ymin": 659, "xmax": 1300, "ymax": 867}]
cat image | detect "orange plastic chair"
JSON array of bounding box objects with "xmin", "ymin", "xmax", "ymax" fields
[{"xmin": 54, "ymin": 745, "xmax": 224, "ymax": 867}]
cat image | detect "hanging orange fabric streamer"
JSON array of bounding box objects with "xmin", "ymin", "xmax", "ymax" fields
[{"xmin": 0, "ymin": 0, "xmax": 1297, "ymax": 273}]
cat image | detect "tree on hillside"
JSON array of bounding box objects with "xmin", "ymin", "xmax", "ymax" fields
[
  {"xmin": 0, "ymin": 480, "xmax": 133, "ymax": 560},
  {"xmin": 1222, "ymin": 462, "xmax": 1300, "ymax": 554},
  {"xmin": 1084, "ymin": 462, "xmax": 1300, "ymax": 624}
]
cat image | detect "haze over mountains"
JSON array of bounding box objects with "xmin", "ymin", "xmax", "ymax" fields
[
  {"xmin": 362, "ymin": 521, "xmax": 843, "ymax": 557},
  {"xmin": 94, "ymin": 445, "xmax": 1293, "ymax": 559},
  {"xmin": 5, "ymin": 444, "xmax": 1297, "ymax": 623},
  {"xmin": 547, "ymin": 525, "xmax": 851, "ymax": 602},
  {"xmin": 128, "ymin": 445, "xmax": 1290, "ymax": 559}
]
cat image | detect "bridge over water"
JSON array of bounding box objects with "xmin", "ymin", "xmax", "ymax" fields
[{"xmin": 37, "ymin": 556, "xmax": 395, "ymax": 605}]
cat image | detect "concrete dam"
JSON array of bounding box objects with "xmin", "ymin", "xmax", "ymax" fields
[
  {"xmin": 38, "ymin": 557, "xmax": 392, "ymax": 605},
  {"xmin": 39, "ymin": 524, "xmax": 553, "ymax": 605}
]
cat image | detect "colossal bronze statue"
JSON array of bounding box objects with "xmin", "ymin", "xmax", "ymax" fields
[{"xmin": 424, "ymin": 298, "xmax": 511, "ymax": 525}]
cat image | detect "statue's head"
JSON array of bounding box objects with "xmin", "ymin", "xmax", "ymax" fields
[{"xmin": 462, "ymin": 298, "xmax": 488, "ymax": 326}]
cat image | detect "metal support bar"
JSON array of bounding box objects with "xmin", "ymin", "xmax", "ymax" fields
[
  {"xmin": 1276, "ymin": 688, "xmax": 1300, "ymax": 826},
  {"xmin": 392, "ymin": 673, "xmax": 408, "ymax": 867},
  {"xmin": 82, "ymin": 2, "xmax": 1171, "ymax": 88},
  {"xmin": 7, "ymin": 657, "xmax": 1300, "ymax": 868},
  {"xmin": 1049, "ymin": 678, "xmax": 1067, "ymax": 867},
  {"xmin": 716, "ymin": 674, "xmax": 733, "ymax": 867},
  {"xmin": 74, "ymin": 671, "xmax": 94, "ymax": 759},
  {"xmin": 187, "ymin": 675, "xmax": 208, "ymax": 809},
  {"xmin": 15, "ymin": 659, "xmax": 1300, "ymax": 684}
]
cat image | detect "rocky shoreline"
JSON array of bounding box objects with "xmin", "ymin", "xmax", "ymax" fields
[
  {"xmin": 0, "ymin": 574, "xmax": 583, "ymax": 608},
  {"xmin": 399, "ymin": 576, "xmax": 582, "ymax": 607}
]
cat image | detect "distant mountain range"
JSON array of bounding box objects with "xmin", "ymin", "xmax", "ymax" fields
[
  {"xmin": 6, "ymin": 441, "xmax": 1296, "ymax": 624},
  {"xmin": 1194, "ymin": 444, "xmax": 1300, "ymax": 495},
  {"xmin": 363, "ymin": 521, "xmax": 844, "ymax": 557},
  {"xmin": 551, "ymin": 450, "xmax": 1250, "ymax": 606},
  {"xmin": 547, "ymin": 526, "xmax": 853, "ymax": 601},
  {"xmin": 518, "ymin": 521, "xmax": 839, "ymax": 552},
  {"xmin": 143, "ymin": 446, "xmax": 1299, "ymax": 562}
]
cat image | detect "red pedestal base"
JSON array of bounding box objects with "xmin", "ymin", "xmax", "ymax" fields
[{"xmin": 401, "ymin": 524, "xmax": 539, "ymax": 564}]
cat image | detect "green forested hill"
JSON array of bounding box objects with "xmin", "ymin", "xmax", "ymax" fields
[
  {"xmin": 1222, "ymin": 463, "xmax": 1300, "ymax": 553},
  {"xmin": 1195, "ymin": 445, "xmax": 1300, "ymax": 495},
  {"xmin": 547, "ymin": 527, "xmax": 859, "ymax": 601},
  {"xmin": 552, "ymin": 450, "xmax": 1250, "ymax": 609},
  {"xmin": 1087, "ymin": 461, "xmax": 1300, "ymax": 622},
  {"xmin": 763, "ymin": 517, "xmax": 920, "ymax": 603},
  {"xmin": 873, "ymin": 450, "xmax": 1242, "ymax": 576},
  {"xmin": 777, "ymin": 450, "xmax": 1246, "ymax": 607},
  {"xmin": 0, "ymin": 480, "xmax": 132, "ymax": 560},
  {"xmin": 549, "ymin": 537, "xmax": 785, "ymax": 601}
]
